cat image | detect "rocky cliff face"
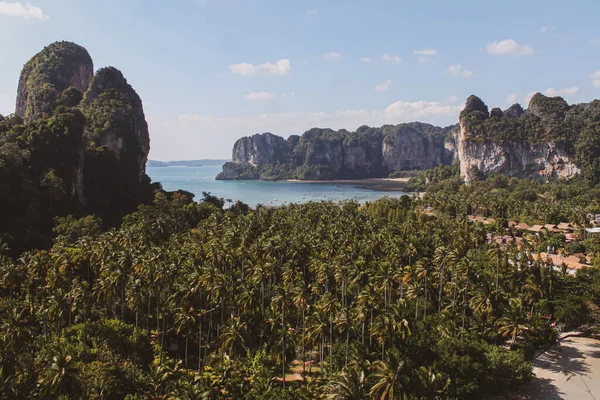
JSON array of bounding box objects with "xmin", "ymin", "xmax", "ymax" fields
[
  {"xmin": 456, "ymin": 94, "xmax": 584, "ymax": 183},
  {"xmin": 219, "ymin": 123, "xmax": 455, "ymax": 180},
  {"xmin": 83, "ymin": 67, "xmax": 150, "ymax": 182},
  {"xmin": 382, "ymin": 124, "xmax": 454, "ymax": 171},
  {"xmin": 456, "ymin": 128, "xmax": 580, "ymax": 183},
  {"xmin": 220, "ymin": 94, "xmax": 600, "ymax": 183},
  {"xmin": 13, "ymin": 42, "xmax": 152, "ymax": 219},
  {"xmin": 16, "ymin": 41, "xmax": 94, "ymax": 122},
  {"xmin": 233, "ymin": 133, "xmax": 290, "ymax": 166}
]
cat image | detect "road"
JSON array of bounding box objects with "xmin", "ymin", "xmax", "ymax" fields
[{"xmin": 499, "ymin": 336, "xmax": 600, "ymax": 399}]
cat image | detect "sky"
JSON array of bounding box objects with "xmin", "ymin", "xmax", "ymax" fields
[{"xmin": 0, "ymin": 0, "xmax": 599, "ymax": 160}]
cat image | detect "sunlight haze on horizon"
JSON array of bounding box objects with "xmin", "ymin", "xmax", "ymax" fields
[{"xmin": 1, "ymin": 0, "xmax": 599, "ymax": 160}]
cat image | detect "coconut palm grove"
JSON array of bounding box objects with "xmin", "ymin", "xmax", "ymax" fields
[{"xmin": 2, "ymin": 40, "xmax": 600, "ymax": 400}]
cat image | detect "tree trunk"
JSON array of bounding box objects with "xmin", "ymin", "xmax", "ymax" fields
[
  {"xmin": 438, "ymin": 264, "xmax": 445, "ymax": 313},
  {"xmin": 282, "ymin": 302, "xmax": 286, "ymax": 389},
  {"xmin": 198, "ymin": 325, "xmax": 202, "ymax": 371}
]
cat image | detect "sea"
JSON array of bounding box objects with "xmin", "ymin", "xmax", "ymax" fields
[{"xmin": 147, "ymin": 163, "xmax": 408, "ymax": 207}]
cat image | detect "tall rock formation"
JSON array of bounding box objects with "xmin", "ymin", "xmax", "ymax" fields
[
  {"xmin": 233, "ymin": 132, "xmax": 291, "ymax": 166},
  {"xmin": 218, "ymin": 123, "xmax": 456, "ymax": 180},
  {"xmin": 16, "ymin": 41, "xmax": 94, "ymax": 122},
  {"xmin": 83, "ymin": 67, "xmax": 150, "ymax": 182},
  {"xmin": 455, "ymin": 94, "xmax": 585, "ymax": 183},
  {"xmin": 13, "ymin": 42, "xmax": 152, "ymax": 221},
  {"xmin": 80, "ymin": 67, "xmax": 152, "ymax": 219}
]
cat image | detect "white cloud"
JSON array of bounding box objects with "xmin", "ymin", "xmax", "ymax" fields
[
  {"xmin": 305, "ymin": 7, "xmax": 319, "ymax": 15},
  {"xmin": 359, "ymin": 57, "xmax": 373, "ymax": 63},
  {"xmin": 0, "ymin": 1, "xmax": 48, "ymax": 19},
  {"xmin": 540, "ymin": 25, "xmax": 556, "ymax": 33},
  {"xmin": 414, "ymin": 49, "xmax": 437, "ymax": 63},
  {"xmin": 244, "ymin": 92, "xmax": 276, "ymax": 101},
  {"xmin": 544, "ymin": 86, "xmax": 579, "ymax": 97},
  {"xmin": 413, "ymin": 49, "xmax": 438, "ymax": 56},
  {"xmin": 446, "ymin": 64, "xmax": 474, "ymax": 78},
  {"xmin": 382, "ymin": 53, "xmax": 402, "ymax": 65},
  {"xmin": 325, "ymin": 52, "xmax": 342, "ymax": 60},
  {"xmin": 375, "ymin": 80, "xmax": 392, "ymax": 93},
  {"xmin": 591, "ymin": 39, "xmax": 600, "ymax": 46},
  {"xmin": 590, "ymin": 71, "xmax": 600, "ymax": 88},
  {"xmin": 148, "ymin": 99, "xmax": 462, "ymax": 159},
  {"xmin": 230, "ymin": 59, "xmax": 291, "ymax": 77},
  {"xmin": 486, "ymin": 39, "xmax": 535, "ymax": 56},
  {"xmin": 447, "ymin": 95, "xmax": 458, "ymax": 104},
  {"xmin": 506, "ymin": 93, "xmax": 518, "ymax": 104}
]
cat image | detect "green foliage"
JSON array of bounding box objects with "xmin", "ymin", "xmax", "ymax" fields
[{"xmin": 553, "ymin": 295, "xmax": 590, "ymax": 330}]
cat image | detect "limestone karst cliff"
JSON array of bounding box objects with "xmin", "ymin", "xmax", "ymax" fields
[
  {"xmin": 217, "ymin": 123, "xmax": 456, "ymax": 180},
  {"xmin": 16, "ymin": 41, "xmax": 94, "ymax": 122},
  {"xmin": 81, "ymin": 66, "xmax": 152, "ymax": 218},
  {"xmin": 219, "ymin": 94, "xmax": 600, "ymax": 183},
  {"xmin": 0, "ymin": 42, "xmax": 154, "ymax": 250},
  {"xmin": 83, "ymin": 67, "xmax": 150, "ymax": 182},
  {"xmin": 456, "ymin": 94, "xmax": 599, "ymax": 183}
]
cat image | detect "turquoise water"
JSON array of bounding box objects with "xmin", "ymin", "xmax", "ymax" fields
[{"xmin": 147, "ymin": 164, "xmax": 407, "ymax": 207}]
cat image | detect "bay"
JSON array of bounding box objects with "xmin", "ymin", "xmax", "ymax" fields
[{"xmin": 147, "ymin": 164, "xmax": 408, "ymax": 207}]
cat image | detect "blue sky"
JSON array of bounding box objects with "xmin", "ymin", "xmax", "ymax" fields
[{"xmin": 1, "ymin": 0, "xmax": 599, "ymax": 160}]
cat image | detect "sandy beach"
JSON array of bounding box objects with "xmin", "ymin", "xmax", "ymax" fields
[
  {"xmin": 492, "ymin": 335, "xmax": 600, "ymax": 400},
  {"xmin": 285, "ymin": 177, "xmax": 412, "ymax": 192}
]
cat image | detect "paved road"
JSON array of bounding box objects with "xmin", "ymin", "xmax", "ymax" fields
[{"xmin": 502, "ymin": 336, "xmax": 600, "ymax": 399}]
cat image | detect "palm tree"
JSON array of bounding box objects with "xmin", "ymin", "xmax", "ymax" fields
[
  {"xmin": 369, "ymin": 348, "xmax": 409, "ymax": 400},
  {"xmin": 433, "ymin": 246, "xmax": 449, "ymax": 313},
  {"xmin": 325, "ymin": 364, "xmax": 368, "ymax": 400},
  {"xmin": 174, "ymin": 306, "xmax": 198, "ymax": 368},
  {"xmin": 37, "ymin": 353, "xmax": 80, "ymax": 397},
  {"xmin": 497, "ymin": 297, "xmax": 530, "ymax": 346},
  {"xmin": 220, "ymin": 314, "xmax": 247, "ymax": 357}
]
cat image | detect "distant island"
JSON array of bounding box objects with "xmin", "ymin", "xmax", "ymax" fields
[{"xmin": 148, "ymin": 159, "xmax": 229, "ymax": 168}]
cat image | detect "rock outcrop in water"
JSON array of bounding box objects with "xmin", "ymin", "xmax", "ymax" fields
[
  {"xmin": 219, "ymin": 94, "xmax": 600, "ymax": 184},
  {"xmin": 217, "ymin": 123, "xmax": 456, "ymax": 180}
]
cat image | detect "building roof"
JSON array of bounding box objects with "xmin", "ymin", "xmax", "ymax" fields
[
  {"xmin": 509, "ymin": 221, "xmax": 531, "ymax": 230},
  {"xmin": 557, "ymin": 222, "xmax": 574, "ymax": 230},
  {"xmin": 544, "ymin": 224, "xmax": 561, "ymax": 233},
  {"xmin": 538, "ymin": 252, "xmax": 588, "ymax": 271},
  {"xmin": 529, "ymin": 225, "xmax": 545, "ymax": 232}
]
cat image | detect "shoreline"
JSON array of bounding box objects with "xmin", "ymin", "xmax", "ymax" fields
[{"xmin": 284, "ymin": 177, "xmax": 412, "ymax": 192}]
